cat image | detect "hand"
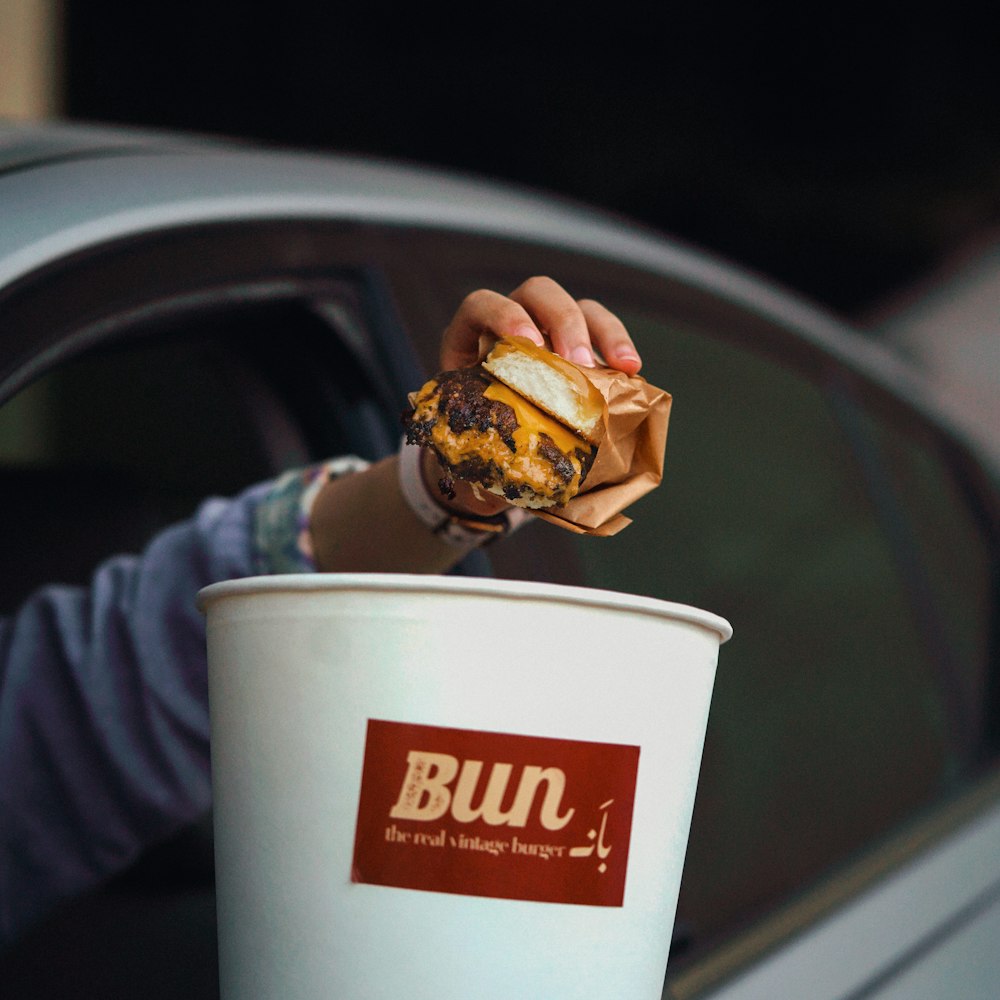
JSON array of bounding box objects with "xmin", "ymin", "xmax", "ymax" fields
[
  {"xmin": 429, "ymin": 277, "xmax": 641, "ymax": 521},
  {"xmin": 439, "ymin": 276, "xmax": 642, "ymax": 375},
  {"xmin": 312, "ymin": 279, "xmax": 641, "ymax": 571}
]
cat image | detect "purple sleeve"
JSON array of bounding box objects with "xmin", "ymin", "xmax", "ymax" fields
[
  {"xmin": 0, "ymin": 458, "xmax": 369, "ymax": 944},
  {"xmin": 0, "ymin": 456, "xmax": 377, "ymax": 946}
]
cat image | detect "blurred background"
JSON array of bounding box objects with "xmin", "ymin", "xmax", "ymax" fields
[{"xmin": 2, "ymin": 1, "xmax": 998, "ymax": 429}]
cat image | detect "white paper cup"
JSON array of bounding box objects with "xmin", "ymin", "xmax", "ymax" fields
[{"xmin": 198, "ymin": 574, "xmax": 731, "ymax": 1000}]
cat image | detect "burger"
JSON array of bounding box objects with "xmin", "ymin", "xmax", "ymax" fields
[{"xmin": 403, "ymin": 336, "xmax": 605, "ymax": 509}]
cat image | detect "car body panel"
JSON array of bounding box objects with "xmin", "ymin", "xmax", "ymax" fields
[
  {"xmin": 867, "ymin": 230, "xmax": 1000, "ymax": 466},
  {"xmin": 0, "ymin": 120, "xmax": 202, "ymax": 173},
  {"xmin": 667, "ymin": 777, "xmax": 1000, "ymax": 999}
]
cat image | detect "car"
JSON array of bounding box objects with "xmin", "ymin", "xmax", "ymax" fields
[{"xmin": 0, "ymin": 120, "xmax": 998, "ymax": 1000}]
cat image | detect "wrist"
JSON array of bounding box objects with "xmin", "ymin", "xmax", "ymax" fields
[
  {"xmin": 399, "ymin": 440, "xmax": 531, "ymax": 547},
  {"xmin": 419, "ymin": 447, "xmax": 509, "ymax": 519}
]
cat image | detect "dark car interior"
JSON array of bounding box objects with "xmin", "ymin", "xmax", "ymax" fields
[{"xmin": 1, "ymin": 220, "xmax": 997, "ymax": 999}]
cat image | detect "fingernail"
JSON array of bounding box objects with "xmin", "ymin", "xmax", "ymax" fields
[
  {"xmin": 570, "ymin": 345, "xmax": 595, "ymax": 367},
  {"xmin": 512, "ymin": 324, "xmax": 544, "ymax": 346}
]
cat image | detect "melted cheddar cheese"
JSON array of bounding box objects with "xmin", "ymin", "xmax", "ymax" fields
[{"xmin": 483, "ymin": 382, "xmax": 591, "ymax": 456}]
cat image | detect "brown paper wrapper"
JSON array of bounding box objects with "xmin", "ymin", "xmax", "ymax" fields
[{"xmin": 531, "ymin": 364, "xmax": 671, "ymax": 536}]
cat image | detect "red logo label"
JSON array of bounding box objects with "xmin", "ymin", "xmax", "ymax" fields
[{"xmin": 351, "ymin": 720, "xmax": 640, "ymax": 906}]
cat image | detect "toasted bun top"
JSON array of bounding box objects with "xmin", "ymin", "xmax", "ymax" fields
[{"xmin": 481, "ymin": 337, "xmax": 605, "ymax": 445}]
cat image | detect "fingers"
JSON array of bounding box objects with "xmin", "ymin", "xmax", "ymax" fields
[
  {"xmin": 439, "ymin": 276, "xmax": 642, "ymax": 375},
  {"xmin": 440, "ymin": 289, "xmax": 545, "ymax": 370},
  {"xmin": 578, "ymin": 298, "xmax": 642, "ymax": 375},
  {"xmin": 509, "ymin": 276, "xmax": 595, "ymax": 367},
  {"xmin": 510, "ymin": 276, "xmax": 642, "ymax": 375}
]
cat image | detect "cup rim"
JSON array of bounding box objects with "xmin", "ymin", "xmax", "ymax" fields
[{"xmin": 197, "ymin": 573, "xmax": 732, "ymax": 643}]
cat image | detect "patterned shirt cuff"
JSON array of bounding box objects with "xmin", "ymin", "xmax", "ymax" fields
[{"xmin": 252, "ymin": 457, "xmax": 371, "ymax": 574}]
